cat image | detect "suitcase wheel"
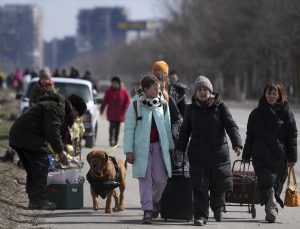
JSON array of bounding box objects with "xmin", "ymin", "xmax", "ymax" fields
[{"xmin": 251, "ymin": 204, "xmax": 256, "ymax": 219}]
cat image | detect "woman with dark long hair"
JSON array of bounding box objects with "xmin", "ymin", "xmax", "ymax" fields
[{"xmin": 242, "ymin": 83, "xmax": 297, "ymax": 223}]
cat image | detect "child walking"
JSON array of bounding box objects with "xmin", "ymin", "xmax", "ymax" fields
[{"xmin": 124, "ymin": 74, "xmax": 174, "ymax": 224}]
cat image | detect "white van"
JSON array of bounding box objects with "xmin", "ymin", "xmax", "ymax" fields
[{"xmin": 17, "ymin": 77, "xmax": 99, "ymax": 148}]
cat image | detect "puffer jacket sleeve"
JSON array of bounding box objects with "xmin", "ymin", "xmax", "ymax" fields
[
  {"xmin": 164, "ymin": 102, "xmax": 175, "ymax": 150},
  {"xmin": 29, "ymin": 84, "xmax": 38, "ymax": 106},
  {"xmin": 242, "ymin": 111, "xmax": 255, "ymax": 160},
  {"xmin": 122, "ymin": 88, "xmax": 131, "ymax": 112},
  {"xmin": 286, "ymin": 111, "xmax": 298, "ymax": 162},
  {"xmin": 177, "ymin": 93, "xmax": 188, "ymax": 116},
  {"xmin": 43, "ymin": 102, "xmax": 65, "ymax": 153},
  {"xmin": 220, "ymin": 103, "xmax": 243, "ymax": 149},
  {"xmin": 124, "ymin": 101, "xmax": 137, "ymax": 154},
  {"xmin": 176, "ymin": 104, "xmax": 192, "ymax": 152},
  {"xmin": 168, "ymin": 96, "xmax": 183, "ymax": 143}
]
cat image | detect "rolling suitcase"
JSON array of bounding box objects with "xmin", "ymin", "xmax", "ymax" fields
[{"xmin": 160, "ymin": 159, "xmax": 193, "ymax": 221}]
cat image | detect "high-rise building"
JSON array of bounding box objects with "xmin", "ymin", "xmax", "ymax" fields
[
  {"xmin": 44, "ymin": 36, "xmax": 77, "ymax": 69},
  {"xmin": 0, "ymin": 4, "xmax": 43, "ymax": 69},
  {"xmin": 77, "ymin": 7, "xmax": 127, "ymax": 54}
]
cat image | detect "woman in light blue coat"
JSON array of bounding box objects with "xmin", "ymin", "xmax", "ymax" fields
[{"xmin": 124, "ymin": 74, "xmax": 174, "ymax": 224}]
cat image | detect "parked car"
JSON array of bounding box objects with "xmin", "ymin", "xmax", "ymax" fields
[
  {"xmin": 96, "ymin": 80, "xmax": 111, "ymax": 103},
  {"xmin": 17, "ymin": 77, "xmax": 100, "ymax": 148}
]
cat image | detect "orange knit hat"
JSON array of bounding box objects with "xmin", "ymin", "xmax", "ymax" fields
[{"xmin": 152, "ymin": 60, "xmax": 169, "ymax": 75}]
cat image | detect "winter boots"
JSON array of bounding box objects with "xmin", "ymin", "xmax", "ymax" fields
[
  {"xmin": 194, "ymin": 217, "xmax": 207, "ymax": 226},
  {"xmin": 28, "ymin": 199, "xmax": 56, "ymax": 210},
  {"xmin": 151, "ymin": 201, "xmax": 160, "ymax": 218},
  {"xmin": 213, "ymin": 208, "xmax": 223, "ymax": 222},
  {"xmin": 142, "ymin": 210, "xmax": 152, "ymax": 224},
  {"xmin": 265, "ymin": 188, "xmax": 278, "ymax": 223}
]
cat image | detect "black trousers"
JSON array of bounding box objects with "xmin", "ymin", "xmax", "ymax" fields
[
  {"xmin": 254, "ymin": 159, "xmax": 287, "ymax": 206},
  {"xmin": 193, "ymin": 187, "xmax": 225, "ymax": 220},
  {"xmin": 14, "ymin": 147, "xmax": 49, "ymax": 202},
  {"xmin": 191, "ymin": 166, "xmax": 226, "ymax": 220},
  {"xmin": 109, "ymin": 121, "xmax": 121, "ymax": 144}
]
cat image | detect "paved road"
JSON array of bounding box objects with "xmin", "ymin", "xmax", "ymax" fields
[{"xmin": 38, "ymin": 103, "xmax": 300, "ymax": 229}]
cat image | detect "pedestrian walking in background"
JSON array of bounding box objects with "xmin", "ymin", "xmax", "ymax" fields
[
  {"xmin": 0, "ymin": 71, "xmax": 5, "ymax": 89},
  {"xmin": 168, "ymin": 70, "xmax": 190, "ymax": 116},
  {"xmin": 12, "ymin": 68, "xmax": 23, "ymax": 92},
  {"xmin": 175, "ymin": 75, "xmax": 243, "ymax": 226},
  {"xmin": 9, "ymin": 93, "xmax": 87, "ymax": 210},
  {"xmin": 29, "ymin": 67, "xmax": 56, "ymax": 106},
  {"xmin": 242, "ymin": 83, "xmax": 297, "ymax": 223},
  {"xmin": 61, "ymin": 68, "xmax": 68, "ymax": 78},
  {"xmin": 100, "ymin": 76, "xmax": 130, "ymax": 146},
  {"xmin": 69, "ymin": 66, "xmax": 80, "ymax": 78},
  {"xmin": 52, "ymin": 68, "xmax": 61, "ymax": 77},
  {"xmin": 82, "ymin": 70, "xmax": 98, "ymax": 93},
  {"xmin": 124, "ymin": 74, "xmax": 174, "ymax": 224},
  {"xmin": 168, "ymin": 70, "xmax": 179, "ymax": 83}
]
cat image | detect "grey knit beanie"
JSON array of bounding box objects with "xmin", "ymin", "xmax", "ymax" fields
[{"xmin": 194, "ymin": 75, "xmax": 213, "ymax": 92}]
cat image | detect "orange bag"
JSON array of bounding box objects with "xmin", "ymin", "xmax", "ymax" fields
[{"xmin": 284, "ymin": 167, "xmax": 300, "ymax": 207}]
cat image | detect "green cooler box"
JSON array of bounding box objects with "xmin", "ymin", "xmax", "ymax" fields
[{"xmin": 47, "ymin": 183, "xmax": 83, "ymax": 209}]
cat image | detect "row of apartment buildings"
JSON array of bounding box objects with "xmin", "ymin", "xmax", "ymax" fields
[{"xmin": 0, "ymin": 4, "xmax": 127, "ymax": 71}]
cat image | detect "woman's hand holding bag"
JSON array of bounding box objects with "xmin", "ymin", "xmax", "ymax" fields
[{"xmin": 284, "ymin": 166, "xmax": 300, "ymax": 207}]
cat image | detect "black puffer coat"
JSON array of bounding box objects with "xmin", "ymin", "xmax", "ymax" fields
[
  {"xmin": 168, "ymin": 96, "xmax": 183, "ymax": 143},
  {"xmin": 176, "ymin": 94, "xmax": 243, "ymax": 192},
  {"xmin": 9, "ymin": 93, "xmax": 73, "ymax": 154},
  {"xmin": 169, "ymin": 81, "xmax": 190, "ymax": 116},
  {"xmin": 242, "ymin": 96, "xmax": 297, "ymax": 205}
]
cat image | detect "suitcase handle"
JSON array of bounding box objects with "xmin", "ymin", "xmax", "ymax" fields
[{"xmin": 232, "ymin": 160, "xmax": 255, "ymax": 176}]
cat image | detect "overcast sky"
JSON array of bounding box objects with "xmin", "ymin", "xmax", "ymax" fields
[{"xmin": 0, "ymin": 0, "xmax": 169, "ymax": 41}]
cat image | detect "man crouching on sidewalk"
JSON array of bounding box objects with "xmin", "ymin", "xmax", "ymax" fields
[{"xmin": 9, "ymin": 93, "xmax": 87, "ymax": 210}]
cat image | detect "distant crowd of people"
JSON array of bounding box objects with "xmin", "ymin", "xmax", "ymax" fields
[{"xmin": 0, "ymin": 66, "xmax": 98, "ymax": 93}]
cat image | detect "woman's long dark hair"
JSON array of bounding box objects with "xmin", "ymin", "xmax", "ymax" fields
[{"xmin": 264, "ymin": 83, "xmax": 287, "ymax": 105}]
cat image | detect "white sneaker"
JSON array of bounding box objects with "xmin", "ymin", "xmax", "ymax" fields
[{"xmin": 265, "ymin": 208, "xmax": 277, "ymax": 223}]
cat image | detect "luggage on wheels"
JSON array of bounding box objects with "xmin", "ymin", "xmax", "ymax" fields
[
  {"xmin": 224, "ymin": 160, "xmax": 259, "ymax": 218},
  {"xmin": 160, "ymin": 159, "xmax": 193, "ymax": 221}
]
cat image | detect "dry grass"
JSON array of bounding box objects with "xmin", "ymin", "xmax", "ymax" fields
[{"xmin": 0, "ymin": 90, "xmax": 49, "ymax": 229}]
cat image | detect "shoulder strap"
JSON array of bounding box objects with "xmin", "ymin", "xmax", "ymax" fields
[
  {"xmin": 133, "ymin": 100, "xmax": 142, "ymax": 120},
  {"xmin": 133, "ymin": 100, "xmax": 137, "ymax": 116},
  {"xmin": 162, "ymin": 101, "xmax": 167, "ymax": 115}
]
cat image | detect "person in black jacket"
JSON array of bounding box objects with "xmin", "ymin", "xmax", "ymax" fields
[
  {"xmin": 168, "ymin": 70, "xmax": 190, "ymax": 116},
  {"xmin": 9, "ymin": 93, "xmax": 87, "ymax": 210},
  {"xmin": 242, "ymin": 83, "xmax": 297, "ymax": 223},
  {"xmin": 175, "ymin": 76, "xmax": 243, "ymax": 226}
]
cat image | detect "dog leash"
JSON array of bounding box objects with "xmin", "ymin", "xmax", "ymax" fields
[{"xmin": 107, "ymin": 143, "xmax": 120, "ymax": 155}]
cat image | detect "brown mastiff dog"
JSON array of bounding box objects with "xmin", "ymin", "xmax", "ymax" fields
[{"xmin": 86, "ymin": 150, "xmax": 127, "ymax": 213}]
